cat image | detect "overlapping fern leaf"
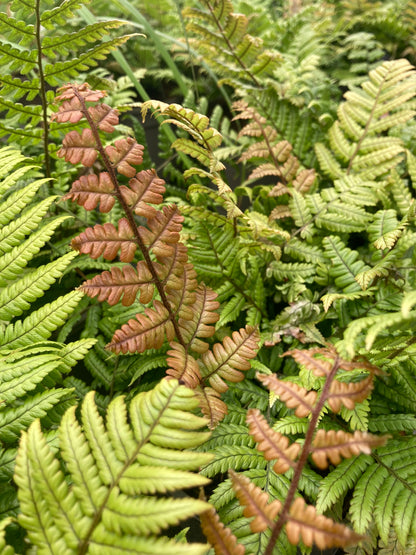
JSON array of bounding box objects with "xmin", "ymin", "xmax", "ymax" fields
[
  {"xmin": 0, "ymin": 146, "xmax": 93, "ymax": 521},
  {"xmin": 0, "ymin": 0, "xmax": 132, "ymax": 173},
  {"xmin": 14, "ymin": 378, "xmax": 213, "ymax": 554}
]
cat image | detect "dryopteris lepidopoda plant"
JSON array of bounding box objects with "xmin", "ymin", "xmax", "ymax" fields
[
  {"xmin": 200, "ymin": 347, "xmax": 390, "ymax": 554},
  {"xmin": 52, "ymin": 82, "xmax": 260, "ymax": 428}
]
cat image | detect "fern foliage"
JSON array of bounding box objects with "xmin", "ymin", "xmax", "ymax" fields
[
  {"xmin": 315, "ymin": 59, "xmax": 416, "ymax": 180},
  {"xmin": 53, "ymin": 83, "xmax": 260, "ymax": 429},
  {"xmin": 202, "ymin": 347, "xmax": 387, "ymax": 553},
  {"xmin": 183, "ymin": 0, "xmax": 282, "ymax": 91},
  {"xmin": 0, "ymin": 0, "xmax": 132, "ymax": 173},
  {"xmin": 15, "ymin": 379, "xmax": 212, "ymax": 554},
  {"xmin": 0, "ymin": 146, "xmax": 93, "ymax": 527}
]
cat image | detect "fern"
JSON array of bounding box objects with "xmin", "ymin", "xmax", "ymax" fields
[
  {"xmin": 0, "ymin": 0, "xmax": 132, "ymax": 174},
  {"xmin": 15, "ymin": 378, "xmax": 212, "ymax": 554},
  {"xmin": 0, "ymin": 146, "xmax": 93, "ymax": 527},
  {"xmin": 202, "ymin": 347, "xmax": 386, "ymax": 553},
  {"xmin": 315, "ymin": 59, "xmax": 416, "ymax": 180},
  {"xmin": 53, "ymin": 83, "xmax": 260, "ymax": 429}
]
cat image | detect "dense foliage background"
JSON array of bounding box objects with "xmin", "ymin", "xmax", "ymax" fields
[{"xmin": 1, "ymin": 0, "xmax": 416, "ymax": 553}]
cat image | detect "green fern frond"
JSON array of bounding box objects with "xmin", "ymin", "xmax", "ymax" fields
[
  {"xmin": 315, "ymin": 59, "xmax": 416, "ymax": 180},
  {"xmin": 349, "ymin": 438, "xmax": 416, "ymax": 546},
  {"xmin": 14, "ymin": 379, "xmax": 212, "ymax": 554},
  {"xmin": 0, "ymin": 1, "xmax": 132, "ymax": 165},
  {"xmin": 317, "ymin": 236, "xmax": 369, "ymax": 293},
  {"xmin": 316, "ymin": 454, "xmax": 374, "ymax": 514}
]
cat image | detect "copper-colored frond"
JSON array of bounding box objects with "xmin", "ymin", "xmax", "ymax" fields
[
  {"xmin": 194, "ymin": 386, "xmax": 227, "ymax": 429},
  {"xmin": 200, "ymin": 508, "xmax": 245, "ymax": 555},
  {"xmin": 269, "ymin": 205, "xmax": 292, "ymax": 220},
  {"xmin": 166, "ymin": 342, "xmax": 201, "ymax": 389},
  {"xmin": 293, "ymin": 168, "xmax": 316, "ymax": 193},
  {"xmin": 139, "ymin": 205, "xmax": 184, "ymax": 258},
  {"xmin": 328, "ymin": 375, "xmax": 374, "ymax": 413},
  {"xmin": 239, "ymin": 143, "xmax": 271, "ymax": 162},
  {"xmin": 199, "ymin": 326, "xmax": 260, "ymax": 393},
  {"xmin": 105, "ymin": 137, "xmax": 144, "ymax": 177},
  {"xmin": 287, "ymin": 498, "xmax": 364, "ymax": 549},
  {"xmin": 107, "ymin": 300, "xmax": 175, "ymax": 354},
  {"xmin": 311, "ymin": 429, "xmax": 390, "ymax": 469},
  {"xmin": 81, "ymin": 261, "xmax": 154, "ymax": 306},
  {"xmin": 248, "ymin": 163, "xmax": 282, "ymax": 180},
  {"xmin": 120, "ymin": 169, "xmax": 166, "ymax": 219},
  {"xmin": 280, "ymin": 155, "xmax": 300, "ymax": 182},
  {"xmin": 57, "ymin": 128, "xmax": 97, "ymax": 167},
  {"xmin": 63, "ymin": 172, "xmax": 115, "ymax": 213},
  {"xmin": 247, "ymin": 408, "xmax": 300, "ymax": 473},
  {"xmin": 51, "ymin": 96, "xmax": 83, "ymax": 123},
  {"xmin": 157, "ymin": 243, "xmax": 189, "ymax": 290},
  {"xmin": 167, "ymin": 264, "xmax": 198, "ymax": 313},
  {"xmin": 285, "ymin": 348, "xmax": 335, "ymax": 377},
  {"xmin": 257, "ymin": 374, "xmax": 317, "ymax": 417},
  {"xmin": 55, "ymin": 83, "xmax": 106, "ymax": 102},
  {"xmin": 71, "ymin": 218, "xmax": 136, "ymax": 262},
  {"xmin": 88, "ymin": 103, "xmax": 119, "ymax": 133},
  {"xmin": 338, "ymin": 358, "xmax": 383, "ymax": 376},
  {"xmin": 229, "ymin": 470, "xmax": 282, "ymax": 533},
  {"xmin": 178, "ymin": 285, "xmax": 220, "ymax": 354}
]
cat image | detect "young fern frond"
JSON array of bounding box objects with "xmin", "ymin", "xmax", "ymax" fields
[
  {"xmin": 54, "ymin": 83, "xmax": 260, "ymax": 427},
  {"xmin": 204, "ymin": 347, "xmax": 388, "ymax": 553},
  {"xmin": 183, "ymin": 0, "xmax": 281, "ymax": 91},
  {"xmin": 14, "ymin": 379, "xmax": 213, "ymax": 554}
]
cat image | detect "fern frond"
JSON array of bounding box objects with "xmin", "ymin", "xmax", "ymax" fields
[
  {"xmin": 63, "ymin": 172, "xmax": 116, "ymax": 213},
  {"xmin": 316, "ymin": 454, "xmax": 374, "ymax": 513},
  {"xmin": 200, "ymin": 508, "xmax": 246, "ymax": 555},
  {"xmin": 71, "ymin": 218, "xmax": 136, "ymax": 261},
  {"xmin": 229, "ymin": 470, "xmax": 282, "ymax": 532},
  {"xmin": 246, "ymin": 409, "xmax": 301, "ymax": 473},
  {"xmin": 316, "ymin": 59, "xmax": 416, "ymax": 179},
  {"xmin": 81, "ymin": 261, "xmax": 153, "ymax": 306},
  {"xmin": 311, "ymin": 430, "xmax": 389, "ymax": 469},
  {"xmin": 287, "ymin": 497, "xmax": 364, "ymax": 549},
  {"xmin": 317, "ymin": 235, "xmax": 369, "ymax": 293},
  {"xmin": 0, "ymin": 251, "xmax": 78, "ymax": 320},
  {"xmin": 199, "ymin": 326, "xmax": 260, "ymax": 392},
  {"xmin": 0, "ymin": 290, "xmax": 84, "ymax": 349},
  {"xmin": 257, "ymin": 373, "xmax": 317, "ymax": 417},
  {"xmin": 14, "ymin": 379, "xmax": 212, "ymax": 553},
  {"xmin": 184, "ymin": 1, "xmax": 281, "ymax": 90},
  {"xmin": 120, "ymin": 169, "xmax": 166, "ymax": 217},
  {"xmin": 166, "ymin": 342, "xmax": 201, "ymax": 389},
  {"xmin": 178, "ymin": 284, "xmax": 220, "ymax": 354},
  {"xmin": 328, "ymin": 376, "xmax": 374, "ymax": 413},
  {"xmin": 105, "ymin": 137, "xmax": 144, "ymax": 177},
  {"xmin": 107, "ymin": 300, "xmax": 174, "ymax": 354}
]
